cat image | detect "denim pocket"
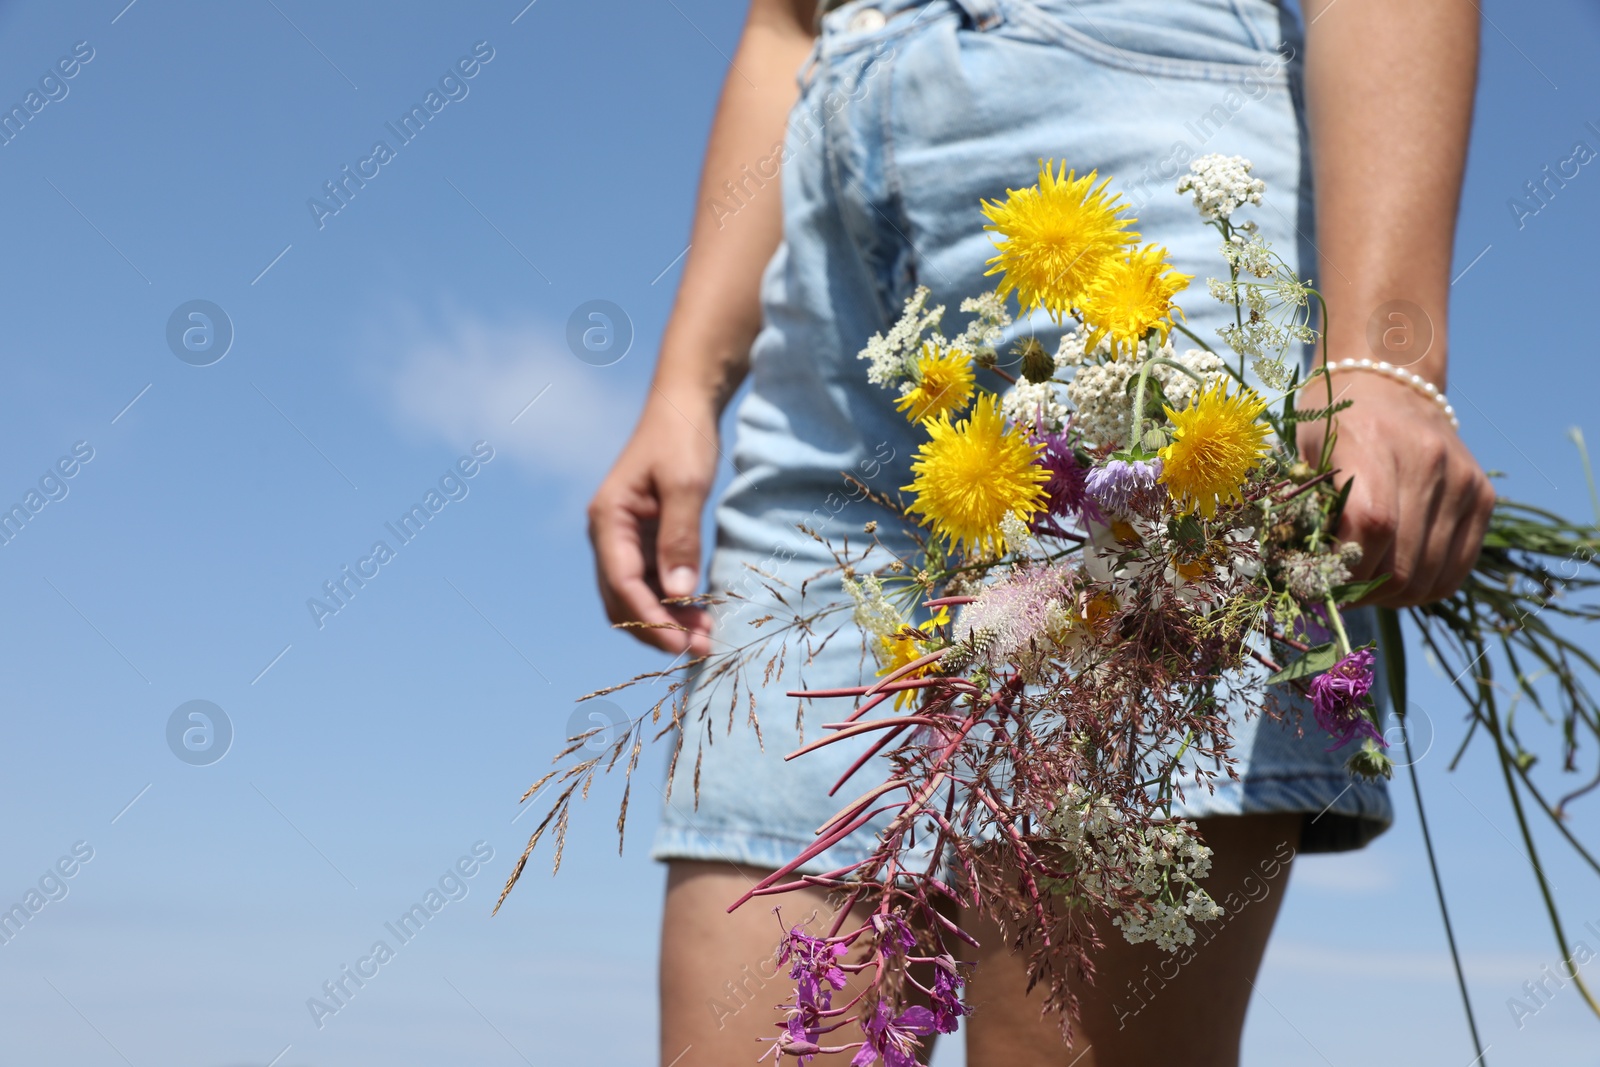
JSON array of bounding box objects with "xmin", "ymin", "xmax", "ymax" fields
[{"xmin": 1004, "ymin": 0, "xmax": 1295, "ymax": 83}]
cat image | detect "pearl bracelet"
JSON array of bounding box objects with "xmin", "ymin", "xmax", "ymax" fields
[{"xmin": 1324, "ymin": 358, "xmax": 1458, "ymax": 429}]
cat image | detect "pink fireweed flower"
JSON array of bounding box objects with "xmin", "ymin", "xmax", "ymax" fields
[
  {"xmin": 781, "ymin": 926, "xmax": 850, "ymax": 1009},
  {"xmin": 1032, "ymin": 430, "xmax": 1102, "ymax": 529},
  {"xmin": 928, "ymin": 956, "xmax": 971, "ymax": 1034},
  {"xmin": 1308, "ymin": 648, "xmax": 1384, "ymax": 749},
  {"xmin": 1085, "ymin": 457, "xmax": 1165, "ymax": 515},
  {"xmin": 774, "ymin": 1017, "xmax": 825, "ymax": 1062},
  {"xmin": 873, "ymin": 912, "xmax": 917, "ymax": 957},
  {"xmin": 851, "ymin": 1004, "xmax": 937, "ymax": 1067}
]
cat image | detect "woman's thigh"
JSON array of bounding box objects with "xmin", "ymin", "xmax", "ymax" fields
[
  {"xmin": 661, "ymin": 861, "xmax": 813, "ymax": 1066},
  {"xmin": 661, "ymin": 860, "xmax": 949, "ymax": 1066},
  {"xmin": 963, "ymin": 813, "xmax": 1302, "ymax": 1067}
]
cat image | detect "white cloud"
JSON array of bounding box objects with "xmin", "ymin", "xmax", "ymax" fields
[{"xmin": 380, "ymin": 315, "xmax": 636, "ymax": 486}]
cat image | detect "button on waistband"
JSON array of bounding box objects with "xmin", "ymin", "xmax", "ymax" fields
[{"xmin": 848, "ymin": 8, "xmax": 888, "ymax": 32}]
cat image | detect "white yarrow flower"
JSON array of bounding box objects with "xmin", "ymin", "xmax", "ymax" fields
[
  {"xmin": 842, "ymin": 573, "xmax": 904, "ymax": 663},
  {"xmin": 1155, "ymin": 348, "xmax": 1227, "ymax": 410},
  {"xmin": 958, "ymin": 290, "xmax": 1012, "ymax": 352},
  {"xmin": 998, "ymin": 512, "xmax": 1034, "ymax": 553},
  {"xmin": 1176, "ymin": 154, "xmax": 1266, "ymax": 222},
  {"xmin": 1001, "ymin": 379, "xmax": 1069, "ymax": 431},
  {"xmin": 1064, "ymin": 358, "xmax": 1136, "ymax": 448},
  {"xmin": 1053, "ymin": 323, "xmax": 1110, "ymax": 369},
  {"xmin": 858, "ymin": 286, "xmax": 944, "ymax": 387},
  {"xmin": 1253, "ymin": 356, "xmax": 1294, "ymax": 391}
]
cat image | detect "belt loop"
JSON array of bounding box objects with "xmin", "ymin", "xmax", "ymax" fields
[
  {"xmin": 796, "ymin": 34, "xmax": 824, "ymax": 92},
  {"xmin": 947, "ymin": 0, "xmax": 1005, "ymax": 30}
]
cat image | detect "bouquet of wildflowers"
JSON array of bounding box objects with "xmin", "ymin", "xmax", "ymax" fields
[{"xmin": 502, "ymin": 156, "xmax": 1600, "ymax": 1062}]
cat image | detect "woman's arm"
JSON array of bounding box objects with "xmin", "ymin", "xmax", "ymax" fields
[
  {"xmin": 1300, "ymin": 0, "xmax": 1494, "ymax": 606},
  {"xmin": 589, "ymin": 0, "xmax": 817, "ymax": 655}
]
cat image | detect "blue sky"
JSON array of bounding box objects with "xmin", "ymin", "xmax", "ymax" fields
[{"xmin": 0, "ymin": 1, "xmax": 1597, "ymax": 1064}]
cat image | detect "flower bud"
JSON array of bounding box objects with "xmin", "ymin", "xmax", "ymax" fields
[
  {"xmin": 1346, "ymin": 739, "xmax": 1394, "ymax": 780},
  {"xmin": 1016, "ymin": 337, "xmax": 1055, "ymax": 383}
]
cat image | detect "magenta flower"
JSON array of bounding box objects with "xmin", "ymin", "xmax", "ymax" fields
[
  {"xmin": 928, "ymin": 957, "xmax": 970, "ymax": 1034},
  {"xmin": 777, "ymin": 1010, "xmax": 824, "ymax": 1063},
  {"xmin": 1032, "ymin": 431, "xmax": 1101, "ymax": 528},
  {"xmin": 1308, "ymin": 648, "xmax": 1384, "ymax": 749},
  {"xmin": 781, "ymin": 927, "xmax": 850, "ymax": 1009},
  {"xmin": 851, "ymin": 1003, "xmax": 936, "ymax": 1067},
  {"xmin": 1084, "ymin": 457, "xmax": 1164, "ymax": 515},
  {"xmin": 873, "ymin": 913, "xmax": 917, "ymax": 958}
]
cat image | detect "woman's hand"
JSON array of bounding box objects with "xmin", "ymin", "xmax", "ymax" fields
[
  {"xmin": 1297, "ymin": 369, "xmax": 1494, "ymax": 607},
  {"xmin": 588, "ymin": 395, "xmax": 720, "ymax": 657}
]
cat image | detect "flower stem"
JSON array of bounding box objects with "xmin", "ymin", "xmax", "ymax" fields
[
  {"xmin": 1323, "ymin": 595, "xmax": 1352, "ymax": 656},
  {"xmin": 1312, "ymin": 290, "xmax": 1337, "ymax": 472},
  {"xmin": 1144, "ymin": 356, "xmax": 1206, "ymax": 385},
  {"xmin": 1128, "ymin": 357, "xmax": 1156, "ymax": 453}
]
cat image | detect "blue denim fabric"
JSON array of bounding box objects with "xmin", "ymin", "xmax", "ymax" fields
[{"xmin": 652, "ymin": 0, "xmax": 1391, "ymax": 875}]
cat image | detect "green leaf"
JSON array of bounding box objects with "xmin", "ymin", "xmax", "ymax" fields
[
  {"xmin": 1329, "ymin": 575, "xmax": 1391, "ymax": 603},
  {"xmin": 1167, "ymin": 514, "xmax": 1206, "ymax": 558},
  {"xmin": 1325, "ymin": 476, "xmax": 1354, "ymax": 537},
  {"xmin": 1266, "ymin": 641, "xmax": 1340, "ymax": 685}
]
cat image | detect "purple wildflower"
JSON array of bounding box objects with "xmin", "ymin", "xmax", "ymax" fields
[
  {"xmin": 928, "ymin": 956, "xmax": 970, "ymax": 1034},
  {"xmin": 872, "ymin": 912, "xmax": 917, "ymax": 958},
  {"xmin": 851, "ymin": 1004, "xmax": 936, "ymax": 1067},
  {"xmin": 1032, "ymin": 431, "xmax": 1101, "ymax": 528},
  {"xmin": 781, "ymin": 927, "xmax": 850, "ymax": 1009},
  {"xmin": 1308, "ymin": 648, "xmax": 1384, "ymax": 749},
  {"xmin": 777, "ymin": 1010, "xmax": 824, "ymax": 1063},
  {"xmin": 1084, "ymin": 457, "xmax": 1165, "ymax": 515}
]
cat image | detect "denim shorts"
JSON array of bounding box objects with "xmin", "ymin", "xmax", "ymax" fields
[{"xmin": 652, "ymin": 0, "xmax": 1392, "ymax": 875}]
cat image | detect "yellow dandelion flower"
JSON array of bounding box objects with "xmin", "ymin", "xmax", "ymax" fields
[
  {"xmin": 1079, "ymin": 243, "xmax": 1193, "ymax": 358},
  {"xmin": 981, "ymin": 160, "xmax": 1138, "ymax": 321},
  {"xmin": 1159, "ymin": 381, "xmax": 1272, "ymax": 518},
  {"xmin": 878, "ymin": 606, "xmax": 951, "ymax": 709},
  {"xmin": 895, "ymin": 341, "xmax": 975, "ymax": 423},
  {"xmin": 903, "ymin": 394, "xmax": 1048, "ymax": 556}
]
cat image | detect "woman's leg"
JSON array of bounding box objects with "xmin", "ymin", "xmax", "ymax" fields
[
  {"xmin": 661, "ymin": 861, "xmax": 806, "ymax": 1066},
  {"xmin": 659, "ymin": 861, "xmax": 877, "ymax": 1065},
  {"xmin": 662, "ymin": 860, "xmax": 951, "ymax": 1066},
  {"xmin": 963, "ymin": 813, "xmax": 1302, "ymax": 1067}
]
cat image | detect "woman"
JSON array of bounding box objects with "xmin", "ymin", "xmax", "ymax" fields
[{"xmin": 588, "ymin": 1, "xmax": 1492, "ymax": 1063}]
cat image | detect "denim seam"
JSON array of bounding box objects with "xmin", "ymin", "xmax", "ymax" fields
[
  {"xmin": 877, "ymin": 29, "xmax": 913, "ymax": 300},
  {"xmin": 1228, "ymin": 0, "xmax": 1277, "ymax": 52},
  {"xmin": 822, "ymin": 55, "xmax": 901, "ymax": 324},
  {"xmin": 652, "ymin": 824, "xmax": 884, "ymax": 870},
  {"xmin": 998, "ymin": 0, "xmax": 1293, "ymax": 84}
]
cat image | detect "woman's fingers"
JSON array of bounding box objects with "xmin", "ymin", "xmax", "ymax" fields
[
  {"xmin": 586, "ymin": 404, "xmax": 720, "ymax": 657},
  {"xmin": 656, "ymin": 468, "xmax": 711, "ymax": 600},
  {"xmin": 589, "ymin": 490, "xmax": 694, "ymax": 654},
  {"xmin": 1338, "ymin": 450, "xmax": 1398, "ymax": 588},
  {"xmin": 1424, "ymin": 462, "xmax": 1496, "ymax": 604},
  {"xmin": 1378, "ymin": 441, "xmax": 1449, "ymax": 606}
]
